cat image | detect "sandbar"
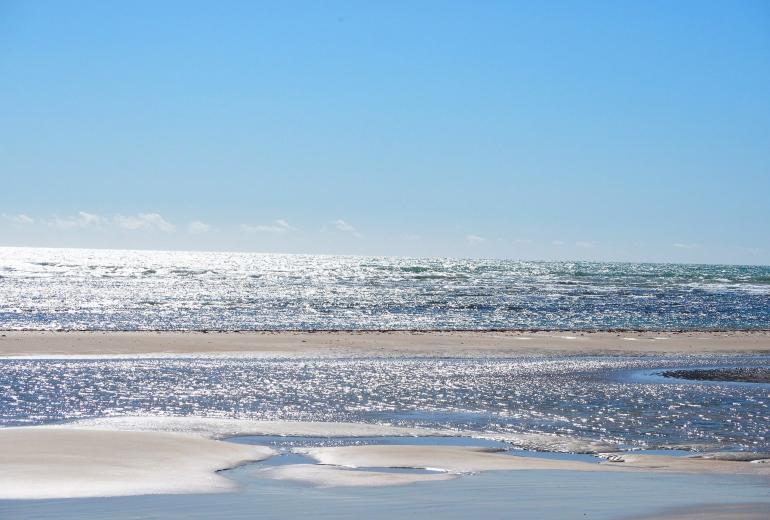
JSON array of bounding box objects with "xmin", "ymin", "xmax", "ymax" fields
[
  {"xmin": 1, "ymin": 330, "xmax": 768, "ymax": 357},
  {"xmin": 0, "ymin": 428, "xmax": 275, "ymax": 499}
]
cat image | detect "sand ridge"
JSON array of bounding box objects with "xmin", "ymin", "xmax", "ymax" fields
[{"xmin": 1, "ymin": 330, "xmax": 769, "ymax": 357}]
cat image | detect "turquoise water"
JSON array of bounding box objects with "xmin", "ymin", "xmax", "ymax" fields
[{"xmin": 1, "ymin": 247, "xmax": 769, "ymax": 330}]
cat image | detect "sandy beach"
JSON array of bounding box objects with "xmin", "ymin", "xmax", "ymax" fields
[
  {"xmin": 2, "ymin": 417, "xmax": 770, "ymax": 501},
  {"xmin": 1, "ymin": 332, "xmax": 768, "ymax": 519},
  {"xmin": 1, "ymin": 330, "xmax": 769, "ymax": 357}
]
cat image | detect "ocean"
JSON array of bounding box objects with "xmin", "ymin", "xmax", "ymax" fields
[{"xmin": 1, "ymin": 247, "xmax": 768, "ymax": 331}]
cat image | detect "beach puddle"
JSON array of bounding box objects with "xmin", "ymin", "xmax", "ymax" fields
[
  {"xmin": 229, "ymin": 435, "xmax": 505, "ymax": 483},
  {"xmin": 223, "ymin": 435, "xmax": 615, "ymax": 488},
  {"xmin": 223, "ymin": 434, "xmax": 715, "ymax": 489}
]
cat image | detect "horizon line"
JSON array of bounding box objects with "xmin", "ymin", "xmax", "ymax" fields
[{"xmin": 1, "ymin": 243, "xmax": 768, "ymax": 269}]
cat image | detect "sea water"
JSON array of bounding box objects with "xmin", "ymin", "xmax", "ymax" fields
[{"xmin": 1, "ymin": 247, "xmax": 769, "ymax": 330}]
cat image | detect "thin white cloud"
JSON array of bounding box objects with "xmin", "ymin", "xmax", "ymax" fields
[
  {"xmin": 241, "ymin": 219, "xmax": 294, "ymax": 234},
  {"xmin": 275, "ymin": 219, "xmax": 292, "ymax": 229},
  {"xmin": 333, "ymin": 219, "xmax": 362, "ymax": 238},
  {"xmin": 403, "ymin": 233, "xmax": 422, "ymax": 241},
  {"xmin": 47, "ymin": 211, "xmax": 106, "ymax": 229},
  {"xmin": 2, "ymin": 213, "xmax": 35, "ymax": 225},
  {"xmin": 114, "ymin": 213, "xmax": 176, "ymax": 233},
  {"xmin": 576, "ymin": 241, "xmax": 596, "ymax": 248},
  {"xmin": 188, "ymin": 221, "xmax": 211, "ymax": 234},
  {"xmin": 551, "ymin": 240, "xmax": 565, "ymax": 246},
  {"xmin": 334, "ymin": 219, "xmax": 356, "ymax": 232},
  {"xmin": 673, "ymin": 243, "xmax": 699, "ymax": 249},
  {"xmin": 465, "ymin": 234, "xmax": 486, "ymax": 244}
]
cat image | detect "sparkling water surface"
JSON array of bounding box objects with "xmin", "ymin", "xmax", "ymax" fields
[
  {"xmin": 2, "ymin": 355, "xmax": 768, "ymax": 451},
  {"xmin": 2, "ymin": 248, "xmax": 769, "ymax": 454},
  {"xmin": 1, "ymin": 247, "xmax": 769, "ymax": 330}
]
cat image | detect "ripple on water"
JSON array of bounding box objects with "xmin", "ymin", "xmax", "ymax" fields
[
  {"xmin": 0, "ymin": 355, "xmax": 768, "ymax": 452},
  {"xmin": 1, "ymin": 248, "xmax": 769, "ymax": 330}
]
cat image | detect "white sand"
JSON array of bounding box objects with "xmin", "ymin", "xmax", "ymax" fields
[
  {"xmin": 3, "ymin": 421, "xmax": 770, "ymax": 498},
  {"xmin": 293, "ymin": 445, "xmax": 770, "ymax": 482},
  {"xmin": 1, "ymin": 330, "xmax": 768, "ymax": 357},
  {"xmin": 0, "ymin": 428, "xmax": 275, "ymax": 499},
  {"xmin": 603, "ymin": 452, "xmax": 770, "ymax": 477},
  {"xmin": 256, "ymin": 464, "xmax": 457, "ymax": 487},
  {"xmin": 296, "ymin": 445, "xmax": 616, "ymax": 474}
]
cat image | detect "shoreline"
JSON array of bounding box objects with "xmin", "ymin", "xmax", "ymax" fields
[
  {"xmin": 1, "ymin": 330, "xmax": 769, "ymax": 357},
  {"xmin": 3, "ymin": 418, "xmax": 770, "ymax": 500}
]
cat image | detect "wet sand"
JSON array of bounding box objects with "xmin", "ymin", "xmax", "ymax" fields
[
  {"xmin": 293, "ymin": 444, "xmax": 770, "ymax": 479},
  {"xmin": 628, "ymin": 503, "xmax": 770, "ymax": 520},
  {"xmin": 4, "ymin": 461, "xmax": 765, "ymax": 520},
  {"xmin": 1, "ymin": 330, "xmax": 769, "ymax": 357}
]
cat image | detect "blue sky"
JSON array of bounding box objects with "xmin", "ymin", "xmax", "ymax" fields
[{"xmin": 1, "ymin": 1, "xmax": 768, "ymax": 264}]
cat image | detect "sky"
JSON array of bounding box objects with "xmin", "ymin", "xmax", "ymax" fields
[{"xmin": 1, "ymin": 1, "xmax": 769, "ymax": 264}]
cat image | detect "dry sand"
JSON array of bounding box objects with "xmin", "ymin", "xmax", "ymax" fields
[
  {"xmin": 1, "ymin": 330, "xmax": 768, "ymax": 357},
  {"xmin": 0, "ymin": 428, "xmax": 275, "ymax": 499}
]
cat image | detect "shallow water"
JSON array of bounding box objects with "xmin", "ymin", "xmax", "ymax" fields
[
  {"xmin": 227, "ymin": 434, "xmax": 605, "ymax": 464},
  {"xmin": 2, "ymin": 247, "xmax": 769, "ymax": 330},
  {"xmin": 2, "ymin": 355, "xmax": 768, "ymax": 451},
  {"xmin": 2, "ymin": 462, "xmax": 767, "ymax": 520}
]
